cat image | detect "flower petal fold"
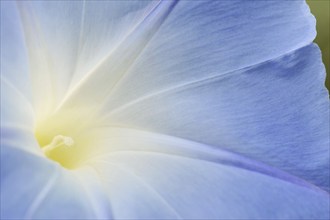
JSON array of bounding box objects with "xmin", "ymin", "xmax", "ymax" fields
[
  {"xmin": 87, "ymin": 131, "xmax": 329, "ymax": 219},
  {"xmin": 104, "ymin": 44, "xmax": 329, "ymax": 190}
]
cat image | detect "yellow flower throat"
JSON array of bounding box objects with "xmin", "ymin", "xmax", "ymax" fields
[{"xmin": 34, "ymin": 111, "xmax": 99, "ymax": 169}]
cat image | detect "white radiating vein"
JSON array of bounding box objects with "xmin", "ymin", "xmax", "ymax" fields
[{"xmin": 24, "ymin": 168, "xmax": 59, "ymax": 219}]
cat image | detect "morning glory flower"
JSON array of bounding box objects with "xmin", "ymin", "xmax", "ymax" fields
[{"xmin": 1, "ymin": 0, "xmax": 329, "ymax": 219}]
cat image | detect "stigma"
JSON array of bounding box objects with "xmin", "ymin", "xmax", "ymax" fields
[{"xmin": 42, "ymin": 135, "xmax": 75, "ymax": 156}]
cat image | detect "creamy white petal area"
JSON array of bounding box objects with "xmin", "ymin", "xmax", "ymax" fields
[
  {"xmin": 15, "ymin": 0, "xmax": 157, "ymax": 115},
  {"xmin": 49, "ymin": 0, "xmax": 178, "ymax": 122},
  {"xmin": 85, "ymin": 130, "xmax": 329, "ymax": 219}
]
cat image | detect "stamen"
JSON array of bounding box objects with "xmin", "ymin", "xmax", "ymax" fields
[{"xmin": 42, "ymin": 135, "xmax": 74, "ymax": 156}]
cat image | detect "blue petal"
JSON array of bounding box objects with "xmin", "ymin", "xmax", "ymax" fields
[
  {"xmin": 105, "ymin": 44, "xmax": 329, "ymax": 190},
  {"xmin": 87, "ymin": 131, "xmax": 329, "ymax": 219},
  {"xmin": 1, "ymin": 1, "xmax": 328, "ymax": 219}
]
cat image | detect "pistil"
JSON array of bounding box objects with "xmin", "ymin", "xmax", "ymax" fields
[{"xmin": 42, "ymin": 135, "xmax": 74, "ymax": 156}]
